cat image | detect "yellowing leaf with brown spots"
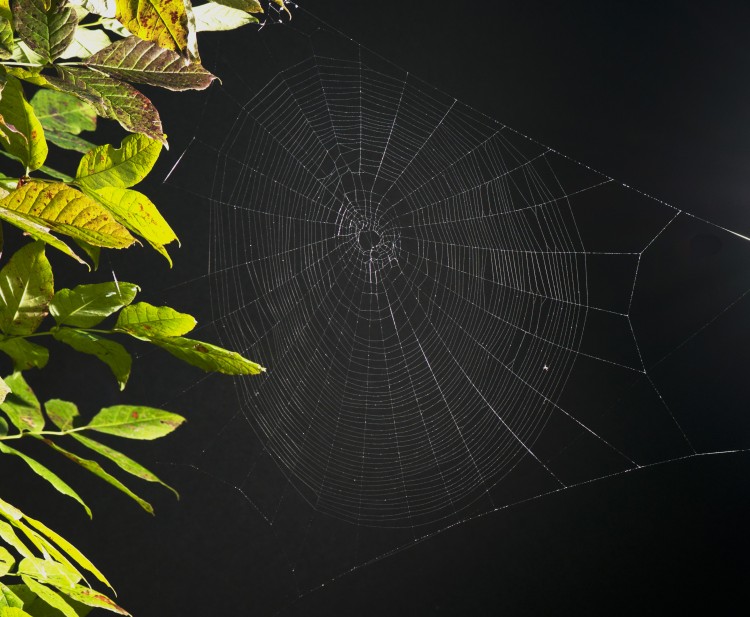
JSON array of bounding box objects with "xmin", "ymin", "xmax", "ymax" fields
[
  {"xmin": 0, "ymin": 181, "xmax": 135, "ymax": 248},
  {"xmin": 115, "ymin": 0, "xmax": 198, "ymax": 58}
]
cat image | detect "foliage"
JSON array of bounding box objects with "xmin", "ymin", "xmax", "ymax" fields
[{"xmin": 0, "ymin": 0, "xmax": 292, "ymax": 614}]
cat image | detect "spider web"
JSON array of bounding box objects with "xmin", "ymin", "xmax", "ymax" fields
[{"xmin": 148, "ymin": 5, "xmax": 750, "ymax": 613}]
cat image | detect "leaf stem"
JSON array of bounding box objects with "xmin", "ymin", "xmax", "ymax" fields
[{"xmin": 0, "ymin": 426, "xmax": 91, "ymax": 441}]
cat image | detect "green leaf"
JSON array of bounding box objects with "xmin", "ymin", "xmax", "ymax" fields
[
  {"xmin": 85, "ymin": 187, "xmax": 176, "ymax": 264},
  {"xmin": 5, "ymin": 586, "xmax": 92, "ymax": 617},
  {"xmin": 0, "ymin": 207, "xmax": 87, "ymax": 266},
  {"xmin": 5, "ymin": 65, "xmax": 48, "ymax": 87},
  {"xmin": 0, "ymin": 76, "xmax": 47, "ymax": 170},
  {"xmin": 114, "ymin": 0, "xmax": 194, "ymax": 57},
  {"xmin": 0, "ymin": 443, "xmax": 91, "ymax": 517},
  {"xmin": 44, "ymin": 398, "xmax": 78, "ymax": 430},
  {"xmin": 19, "ymin": 577, "xmax": 78, "ymax": 617},
  {"xmin": 85, "ymin": 36, "xmax": 216, "ymax": 91},
  {"xmin": 0, "ymin": 377, "xmax": 7, "ymax": 406},
  {"xmin": 13, "ymin": 0, "xmax": 78, "ymax": 63},
  {"xmin": 72, "ymin": 433, "xmax": 179, "ymax": 497},
  {"xmin": 18, "ymin": 557, "xmax": 81, "ymax": 587},
  {"xmin": 59, "ymin": 25, "xmax": 110, "ymax": 59},
  {"xmin": 42, "ymin": 438, "xmax": 154, "ymax": 514},
  {"xmin": 193, "ymin": 3, "xmax": 257, "ymax": 32},
  {"xmin": 30, "ymin": 90, "xmax": 97, "ymax": 135},
  {"xmin": 0, "ymin": 584, "xmax": 24, "ymax": 609},
  {"xmin": 0, "ymin": 181, "xmax": 136, "ymax": 249},
  {"xmin": 47, "ymin": 67, "xmax": 165, "ymax": 145},
  {"xmin": 0, "ymin": 372, "xmax": 43, "ymax": 431},
  {"xmin": 47, "ymin": 583, "xmax": 127, "ymax": 615},
  {"xmin": 0, "ymin": 416, "xmax": 7, "ymax": 435},
  {"xmin": 0, "ymin": 241, "xmax": 53, "ymax": 335},
  {"xmin": 212, "ymin": 0, "xmax": 263, "ymax": 12},
  {"xmin": 114, "ymin": 302, "xmax": 195, "ymax": 338},
  {"xmin": 0, "ymin": 521, "xmax": 34, "ymax": 559},
  {"xmin": 88, "ymin": 405, "xmax": 184, "ymax": 440},
  {"xmin": 75, "ymin": 133, "xmax": 161, "ymax": 191},
  {"xmin": 0, "ymin": 547, "xmax": 14, "ymax": 577},
  {"xmin": 23, "ymin": 512, "xmax": 112, "ymax": 590},
  {"xmin": 151, "ymin": 336, "xmax": 266, "ymax": 375},
  {"xmin": 0, "ymin": 17, "xmax": 13, "ymax": 60},
  {"xmin": 51, "ymin": 328, "xmax": 131, "ymax": 390},
  {"xmin": 49, "ymin": 281, "xmax": 138, "ymax": 328},
  {"xmin": 99, "ymin": 17, "xmax": 129, "ymax": 36},
  {"xmin": 0, "ymin": 338, "xmax": 49, "ymax": 370}
]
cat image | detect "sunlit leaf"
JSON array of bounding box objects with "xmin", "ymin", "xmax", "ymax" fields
[
  {"xmin": 212, "ymin": 0, "xmax": 262, "ymax": 12},
  {"xmin": 0, "ymin": 76, "xmax": 47, "ymax": 170},
  {"xmin": 72, "ymin": 0, "xmax": 115, "ymax": 18},
  {"xmin": 0, "ymin": 547, "xmax": 14, "ymax": 577},
  {"xmin": 0, "ymin": 338, "xmax": 49, "ymax": 370},
  {"xmin": 75, "ymin": 133, "xmax": 161, "ymax": 190},
  {"xmin": 0, "ymin": 207, "xmax": 87, "ymax": 266},
  {"xmin": 151, "ymin": 336, "xmax": 265, "ymax": 375},
  {"xmin": 48, "ymin": 583, "xmax": 127, "ymax": 615},
  {"xmin": 23, "ymin": 511, "xmax": 113, "ymax": 590},
  {"xmin": 87, "ymin": 187, "xmax": 176, "ymax": 263},
  {"xmin": 0, "ymin": 443, "xmax": 92, "ymax": 517},
  {"xmin": 0, "ymin": 372, "xmax": 43, "ymax": 432},
  {"xmin": 51, "ymin": 328, "xmax": 131, "ymax": 390},
  {"xmin": 0, "ymin": 241, "xmax": 53, "ymax": 335},
  {"xmin": 18, "ymin": 556, "xmax": 81, "ymax": 587},
  {"xmin": 114, "ymin": 0, "xmax": 195, "ymax": 57},
  {"xmin": 0, "ymin": 182, "xmax": 135, "ymax": 249},
  {"xmin": 47, "ymin": 67, "xmax": 165, "ymax": 145},
  {"xmin": 115, "ymin": 302, "xmax": 195, "ymax": 338},
  {"xmin": 73, "ymin": 433, "xmax": 179, "ymax": 497},
  {"xmin": 88, "ymin": 405, "xmax": 184, "ymax": 440},
  {"xmin": 59, "ymin": 26, "xmax": 110, "ymax": 59},
  {"xmin": 42, "ymin": 438, "xmax": 154, "ymax": 514},
  {"xmin": 193, "ymin": 3, "xmax": 257, "ymax": 32},
  {"xmin": 72, "ymin": 239, "xmax": 99, "ymax": 269},
  {"xmin": 0, "ymin": 522, "xmax": 33, "ymax": 559},
  {"xmin": 50, "ymin": 281, "xmax": 138, "ymax": 328},
  {"xmin": 5, "ymin": 65, "xmax": 48, "ymax": 87},
  {"xmin": 85, "ymin": 36, "xmax": 215, "ymax": 91},
  {"xmin": 99, "ymin": 17, "xmax": 129, "ymax": 36},
  {"xmin": 13, "ymin": 0, "xmax": 78, "ymax": 63},
  {"xmin": 0, "ymin": 376, "xmax": 8, "ymax": 405},
  {"xmin": 19, "ymin": 577, "xmax": 78, "ymax": 617}
]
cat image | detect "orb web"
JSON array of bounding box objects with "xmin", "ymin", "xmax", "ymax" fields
[{"xmin": 157, "ymin": 4, "xmax": 750, "ymax": 607}]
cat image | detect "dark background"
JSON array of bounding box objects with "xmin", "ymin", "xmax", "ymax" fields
[{"xmin": 4, "ymin": 1, "xmax": 750, "ymax": 615}]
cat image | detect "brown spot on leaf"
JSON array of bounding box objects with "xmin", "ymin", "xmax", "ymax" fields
[
  {"xmin": 194, "ymin": 344, "xmax": 208, "ymax": 353},
  {"xmin": 131, "ymin": 410, "xmax": 139, "ymax": 419}
]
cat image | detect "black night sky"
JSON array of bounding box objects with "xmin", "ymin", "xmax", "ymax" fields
[{"xmin": 4, "ymin": 2, "xmax": 750, "ymax": 616}]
